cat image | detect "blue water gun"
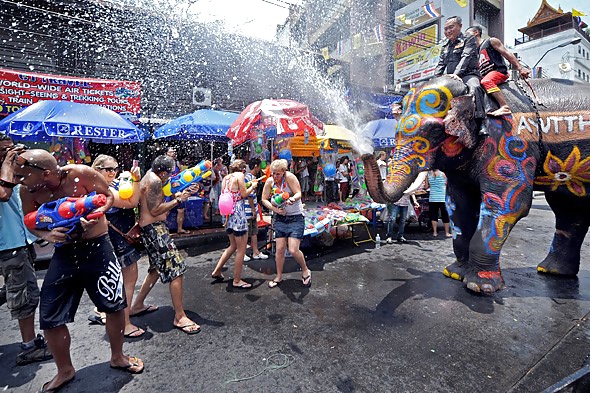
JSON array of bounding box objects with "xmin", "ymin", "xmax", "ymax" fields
[
  {"xmin": 162, "ymin": 159, "xmax": 213, "ymax": 197},
  {"xmin": 23, "ymin": 192, "xmax": 107, "ymax": 234}
]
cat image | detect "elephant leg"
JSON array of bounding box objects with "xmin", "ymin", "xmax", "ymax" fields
[
  {"xmin": 538, "ymin": 192, "xmax": 590, "ymax": 276},
  {"xmin": 462, "ymin": 187, "xmax": 534, "ymax": 294},
  {"xmin": 443, "ymin": 177, "xmax": 481, "ymax": 281}
]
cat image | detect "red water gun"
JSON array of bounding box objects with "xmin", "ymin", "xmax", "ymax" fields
[{"xmin": 24, "ymin": 192, "xmax": 107, "ymax": 234}]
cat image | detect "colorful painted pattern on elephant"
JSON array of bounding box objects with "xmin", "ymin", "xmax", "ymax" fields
[
  {"xmin": 387, "ymin": 85, "xmax": 453, "ymax": 183},
  {"xmin": 446, "ymin": 194, "xmax": 459, "ymax": 240},
  {"xmin": 535, "ymin": 146, "xmax": 590, "ymax": 197},
  {"xmin": 479, "ymin": 121, "xmax": 535, "ymax": 254},
  {"xmin": 441, "ymin": 136, "xmax": 464, "ymax": 157},
  {"xmin": 511, "ymin": 111, "xmax": 590, "ymax": 144}
]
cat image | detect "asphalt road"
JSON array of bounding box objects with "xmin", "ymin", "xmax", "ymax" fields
[{"xmin": 1, "ymin": 194, "xmax": 589, "ymax": 392}]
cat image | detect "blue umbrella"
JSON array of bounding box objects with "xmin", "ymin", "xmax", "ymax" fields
[
  {"xmin": 0, "ymin": 100, "xmax": 144, "ymax": 143},
  {"xmin": 362, "ymin": 119, "xmax": 398, "ymax": 148},
  {"xmin": 153, "ymin": 109, "xmax": 238, "ymax": 141}
]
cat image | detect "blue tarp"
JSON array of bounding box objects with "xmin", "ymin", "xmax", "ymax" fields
[
  {"xmin": 153, "ymin": 109, "xmax": 238, "ymax": 141},
  {"xmin": 362, "ymin": 119, "xmax": 398, "ymax": 147},
  {"xmin": 0, "ymin": 100, "xmax": 144, "ymax": 143}
]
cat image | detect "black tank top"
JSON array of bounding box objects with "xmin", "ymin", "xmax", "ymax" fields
[{"xmin": 478, "ymin": 38, "xmax": 507, "ymax": 76}]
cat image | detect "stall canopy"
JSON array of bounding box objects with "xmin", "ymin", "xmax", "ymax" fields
[
  {"xmin": 0, "ymin": 100, "xmax": 144, "ymax": 143},
  {"xmin": 153, "ymin": 109, "xmax": 237, "ymax": 141},
  {"xmin": 362, "ymin": 119, "xmax": 398, "ymax": 148},
  {"xmin": 286, "ymin": 124, "xmax": 354, "ymax": 157},
  {"xmin": 227, "ymin": 99, "xmax": 323, "ymax": 146}
]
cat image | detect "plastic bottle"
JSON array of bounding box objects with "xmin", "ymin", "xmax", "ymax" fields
[
  {"xmin": 118, "ymin": 174, "xmax": 134, "ymax": 200},
  {"xmin": 375, "ymin": 234, "xmax": 381, "ymax": 249}
]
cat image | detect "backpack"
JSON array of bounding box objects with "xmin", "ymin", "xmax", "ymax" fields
[{"xmin": 218, "ymin": 177, "xmax": 235, "ymax": 215}]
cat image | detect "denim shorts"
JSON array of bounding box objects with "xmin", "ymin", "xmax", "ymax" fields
[
  {"xmin": 226, "ymin": 228, "xmax": 247, "ymax": 237},
  {"xmin": 273, "ymin": 214, "xmax": 305, "ymax": 240}
]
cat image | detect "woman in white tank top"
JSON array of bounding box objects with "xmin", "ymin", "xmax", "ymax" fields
[{"xmin": 260, "ymin": 159, "xmax": 312, "ymax": 288}]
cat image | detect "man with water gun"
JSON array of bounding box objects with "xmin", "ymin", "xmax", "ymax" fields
[
  {"xmin": 131, "ymin": 155, "xmax": 201, "ymax": 335},
  {"xmin": 0, "ymin": 136, "xmax": 52, "ymax": 368},
  {"xmin": 14, "ymin": 149, "xmax": 144, "ymax": 392}
]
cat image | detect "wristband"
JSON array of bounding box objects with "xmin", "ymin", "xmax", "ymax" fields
[{"xmin": 0, "ymin": 178, "xmax": 17, "ymax": 188}]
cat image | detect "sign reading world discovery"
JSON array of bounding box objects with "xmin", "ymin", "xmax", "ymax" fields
[{"xmin": 0, "ymin": 68, "xmax": 141, "ymax": 116}]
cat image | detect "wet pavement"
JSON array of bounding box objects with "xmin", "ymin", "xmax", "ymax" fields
[{"xmin": 1, "ymin": 194, "xmax": 590, "ymax": 392}]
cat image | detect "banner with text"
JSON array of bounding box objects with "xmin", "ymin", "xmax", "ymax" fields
[
  {"xmin": 394, "ymin": 24, "xmax": 439, "ymax": 60},
  {"xmin": 0, "ymin": 68, "xmax": 141, "ymax": 117},
  {"xmin": 394, "ymin": 44, "xmax": 442, "ymax": 84}
]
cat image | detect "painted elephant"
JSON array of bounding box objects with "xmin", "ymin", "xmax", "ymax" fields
[{"xmin": 362, "ymin": 76, "xmax": 590, "ymax": 294}]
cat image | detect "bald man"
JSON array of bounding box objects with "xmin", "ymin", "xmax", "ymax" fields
[{"xmin": 14, "ymin": 149, "xmax": 144, "ymax": 392}]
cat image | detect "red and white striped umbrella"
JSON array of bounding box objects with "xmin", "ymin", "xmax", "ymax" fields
[{"xmin": 226, "ymin": 99, "xmax": 323, "ymax": 145}]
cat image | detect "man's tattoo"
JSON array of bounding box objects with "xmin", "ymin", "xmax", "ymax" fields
[{"xmin": 146, "ymin": 177, "xmax": 163, "ymax": 213}]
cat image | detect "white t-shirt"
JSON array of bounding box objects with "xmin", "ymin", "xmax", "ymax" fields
[
  {"xmin": 339, "ymin": 163, "xmax": 349, "ymax": 183},
  {"xmin": 377, "ymin": 159, "xmax": 387, "ymax": 180}
]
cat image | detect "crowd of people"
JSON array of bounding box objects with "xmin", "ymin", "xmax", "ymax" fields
[
  {"xmin": 0, "ymin": 15, "xmax": 531, "ymax": 391},
  {"xmin": 0, "ymin": 135, "xmax": 317, "ymax": 391}
]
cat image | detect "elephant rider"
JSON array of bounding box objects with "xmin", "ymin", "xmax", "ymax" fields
[
  {"xmin": 435, "ymin": 16, "xmax": 486, "ymax": 131},
  {"xmin": 466, "ymin": 25, "xmax": 531, "ymax": 117}
]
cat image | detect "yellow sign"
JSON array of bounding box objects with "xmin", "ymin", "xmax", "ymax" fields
[
  {"xmin": 394, "ymin": 45, "xmax": 442, "ymax": 83},
  {"xmin": 394, "ymin": 25, "xmax": 438, "ymax": 60}
]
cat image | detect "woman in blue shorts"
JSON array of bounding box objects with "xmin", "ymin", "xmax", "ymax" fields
[
  {"xmin": 261, "ymin": 159, "xmax": 312, "ymax": 288},
  {"xmin": 211, "ymin": 159, "xmax": 258, "ymax": 288}
]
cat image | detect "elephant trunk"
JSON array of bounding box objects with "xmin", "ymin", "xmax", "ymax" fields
[{"xmin": 362, "ymin": 153, "xmax": 420, "ymax": 204}]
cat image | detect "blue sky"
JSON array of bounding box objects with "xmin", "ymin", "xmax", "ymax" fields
[{"xmin": 504, "ymin": 0, "xmax": 589, "ymax": 46}]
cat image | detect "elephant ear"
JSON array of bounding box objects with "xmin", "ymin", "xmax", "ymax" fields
[{"xmin": 443, "ymin": 95, "xmax": 477, "ymax": 149}]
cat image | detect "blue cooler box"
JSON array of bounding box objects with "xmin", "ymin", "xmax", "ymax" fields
[{"xmin": 166, "ymin": 196, "xmax": 204, "ymax": 231}]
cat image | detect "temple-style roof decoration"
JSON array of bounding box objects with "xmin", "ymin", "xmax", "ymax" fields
[
  {"xmin": 517, "ymin": 0, "xmax": 575, "ymax": 38},
  {"xmin": 526, "ymin": 0, "xmax": 563, "ymax": 27}
]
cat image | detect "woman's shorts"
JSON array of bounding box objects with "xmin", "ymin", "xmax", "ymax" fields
[
  {"xmin": 273, "ymin": 214, "xmax": 305, "ymax": 240},
  {"xmin": 226, "ymin": 228, "xmax": 247, "ymax": 237}
]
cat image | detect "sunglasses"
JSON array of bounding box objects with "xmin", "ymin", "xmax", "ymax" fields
[
  {"xmin": 98, "ymin": 166, "xmax": 119, "ymax": 173},
  {"xmin": 15, "ymin": 155, "xmax": 46, "ymax": 171}
]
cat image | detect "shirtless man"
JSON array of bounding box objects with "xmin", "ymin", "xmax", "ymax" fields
[
  {"xmin": 14, "ymin": 149, "xmax": 143, "ymax": 393},
  {"xmin": 130, "ymin": 155, "xmax": 200, "ymax": 334},
  {"xmin": 466, "ymin": 25, "xmax": 531, "ymax": 116}
]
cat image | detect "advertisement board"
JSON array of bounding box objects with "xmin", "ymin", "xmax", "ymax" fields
[
  {"xmin": 394, "ymin": 44, "xmax": 442, "ymax": 84},
  {"xmin": 394, "ymin": 24, "xmax": 439, "ymax": 60},
  {"xmin": 0, "ymin": 68, "xmax": 141, "ymax": 116}
]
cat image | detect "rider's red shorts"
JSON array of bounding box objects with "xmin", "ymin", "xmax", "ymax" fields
[{"xmin": 481, "ymin": 71, "xmax": 509, "ymax": 94}]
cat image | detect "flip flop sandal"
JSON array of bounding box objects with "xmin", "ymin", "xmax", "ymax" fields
[
  {"xmin": 174, "ymin": 323, "xmax": 201, "ymax": 335},
  {"xmin": 232, "ymin": 282, "xmax": 252, "ymax": 289},
  {"xmin": 124, "ymin": 327, "xmax": 146, "ymax": 338},
  {"xmin": 38, "ymin": 375, "xmax": 75, "ymax": 393},
  {"xmin": 87, "ymin": 315, "xmax": 106, "ymax": 326},
  {"xmin": 302, "ymin": 272, "xmax": 312, "ymax": 287},
  {"xmin": 129, "ymin": 305, "xmax": 159, "ymax": 317},
  {"xmin": 268, "ymin": 279, "xmax": 281, "ymax": 288},
  {"xmin": 110, "ymin": 356, "xmax": 144, "ymax": 374}
]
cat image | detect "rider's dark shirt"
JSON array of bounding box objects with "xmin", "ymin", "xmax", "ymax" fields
[{"xmin": 435, "ymin": 32, "xmax": 479, "ymax": 78}]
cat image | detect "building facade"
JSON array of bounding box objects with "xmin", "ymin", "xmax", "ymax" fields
[
  {"xmin": 280, "ymin": 0, "xmax": 503, "ymax": 95},
  {"xmin": 513, "ymin": 0, "xmax": 590, "ymax": 81}
]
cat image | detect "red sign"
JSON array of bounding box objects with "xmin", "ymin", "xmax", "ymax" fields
[{"xmin": 0, "ymin": 68, "xmax": 141, "ymax": 116}]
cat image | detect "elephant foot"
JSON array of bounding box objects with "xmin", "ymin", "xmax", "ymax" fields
[
  {"xmin": 537, "ymin": 257, "xmax": 579, "ymax": 276},
  {"xmin": 463, "ymin": 269, "xmax": 505, "ymax": 294},
  {"xmin": 443, "ymin": 260, "xmax": 468, "ymax": 281}
]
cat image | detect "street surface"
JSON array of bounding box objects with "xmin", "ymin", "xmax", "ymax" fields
[{"xmin": 1, "ymin": 194, "xmax": 589, "ymax": 392}]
